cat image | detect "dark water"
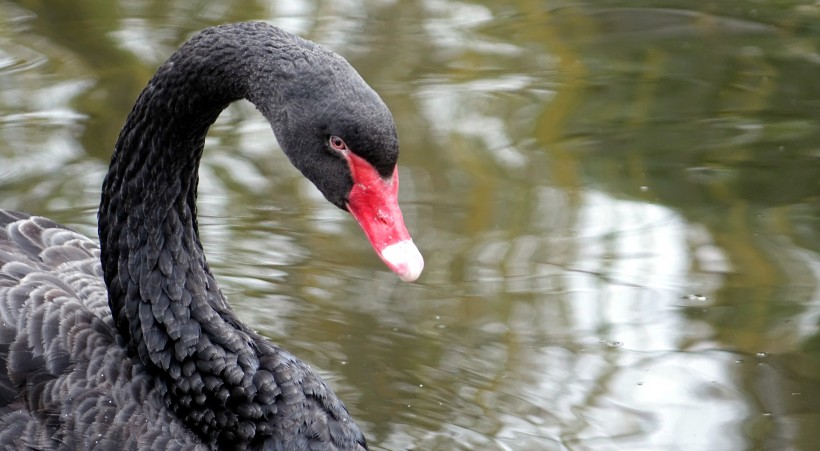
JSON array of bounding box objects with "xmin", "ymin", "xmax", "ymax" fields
[{"xmin": 1, "ymin": 1, "xmax": 819, "ymax": 449}]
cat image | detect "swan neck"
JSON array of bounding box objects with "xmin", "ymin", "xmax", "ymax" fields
[
  {"xmin": 96, "ymin": 23, "xmax": 292, "ymax": 446},
  {"xmin": 90, "ymin": 22, "xmax": 372, "ymax": 449}
]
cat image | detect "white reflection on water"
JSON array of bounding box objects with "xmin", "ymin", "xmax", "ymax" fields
[
  {"xmin": 552, "ymin": 192, "xmax": 742, "ymax": 448},
  {"xmin": 373, "ymin": 188, "xmax": 755, "ymax": 449},
  {"xmin": 422, "ymin": 0, "xmax": 519, "ymax": 57},
  {"xmin": 0, "ymin": 20, "xmax": 97, "ymax": 210}
]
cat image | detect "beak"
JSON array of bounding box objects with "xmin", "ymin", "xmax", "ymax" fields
[{"xmin": 344, "ymin": 154, "xmax": 423, "ymax": 282}]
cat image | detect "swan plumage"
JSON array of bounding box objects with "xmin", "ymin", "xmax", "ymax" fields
[{"xmin": 0, "ymin": 22, "xmax": 422, "ymax": 450}]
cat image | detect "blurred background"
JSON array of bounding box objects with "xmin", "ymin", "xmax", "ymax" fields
[{"xmin": 1, "ymin": 0, "xmax": 818, "ymax": 449}]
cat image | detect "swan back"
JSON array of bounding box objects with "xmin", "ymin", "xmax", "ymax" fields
[{"xmin": 0, "ymin": 211, "xmax": 206, "ymax": 449}]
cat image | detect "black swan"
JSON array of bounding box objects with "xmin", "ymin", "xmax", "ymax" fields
[{"xmin": 0, "ymin": 22, "xmax": 423, "ymax": 450}]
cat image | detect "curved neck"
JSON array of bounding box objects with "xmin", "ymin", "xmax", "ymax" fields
[
  {"xmin": 99, "ymin": 29, "xmax": 251, "ymax": 345},
  {"xmin": 96, "ymin": 24, "xmax": 368, "ymax": 449},
  {"xmin": 97, "ymin": 23, "xmax": 290, "ymax": 446}
]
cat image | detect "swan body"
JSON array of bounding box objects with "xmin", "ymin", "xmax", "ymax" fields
[{"xmin": 0, "ymin": 22, "xmax": 422, "ymax": 450}]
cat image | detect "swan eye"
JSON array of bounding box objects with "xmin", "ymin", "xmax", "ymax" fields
[{"xmin": 329, "ymin": 136, "xmax": 347, "ymax": 152}]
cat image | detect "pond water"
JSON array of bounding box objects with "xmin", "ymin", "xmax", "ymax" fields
[{"xmin": 1, "ymin": 1, "xmax": 819, "ymax": 449}]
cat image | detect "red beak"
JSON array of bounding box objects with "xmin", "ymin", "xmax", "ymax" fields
[{"xmin": 343, "ymin": 152, "xmax": 423, "ymax": 282}]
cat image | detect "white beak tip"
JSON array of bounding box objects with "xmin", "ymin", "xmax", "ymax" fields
[{"xmin": 380, "ymin": 239, "xmax": 424, "ymax": 282}]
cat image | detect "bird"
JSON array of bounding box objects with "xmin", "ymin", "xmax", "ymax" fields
[{"xmin": 0, "ymin": 21, "xmax": 423, "ymax": 450}]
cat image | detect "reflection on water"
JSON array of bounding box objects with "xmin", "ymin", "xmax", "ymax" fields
[{"xmin": 1, "ymin": 1, "xmax": 819, "ymax": 449}]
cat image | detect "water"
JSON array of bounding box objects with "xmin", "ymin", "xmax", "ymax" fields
[{"xmin": 1, "ymin": 1, "xmax": 819, "ymax": 449}]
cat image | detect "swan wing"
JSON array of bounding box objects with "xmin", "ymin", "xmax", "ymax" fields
[{"xmin": 0, "ymin": 211, "xmax": 204, "ymax": 450}]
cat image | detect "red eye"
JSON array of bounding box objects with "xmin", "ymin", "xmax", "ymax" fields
[{"xmin": 329, "ymin": 136, "xmax": 347, "ymax": 151}]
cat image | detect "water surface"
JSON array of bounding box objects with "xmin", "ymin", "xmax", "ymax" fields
[{"xmin": 1, "ymin": 1, "xmax": 819, "ymax": 449}]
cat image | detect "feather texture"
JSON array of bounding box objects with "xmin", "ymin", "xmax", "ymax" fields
[{"xmin": 0, "ymin": 212, "xmax": 206, "ymax": 449}]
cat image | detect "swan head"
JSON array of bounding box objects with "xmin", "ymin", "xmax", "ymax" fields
[{"xmin": 253, "ymin": 43, "xmax": 424, "ymax": 282}]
